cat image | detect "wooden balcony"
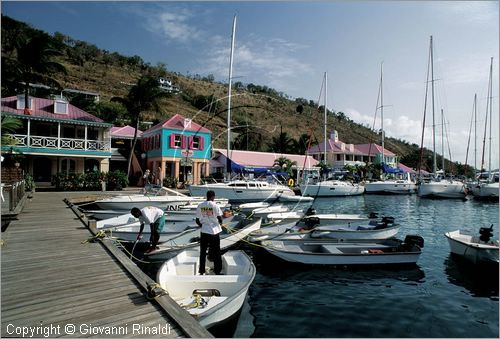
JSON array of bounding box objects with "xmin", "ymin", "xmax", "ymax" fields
[{"xmin": 11, "ymin": 134, "xmax": 111, "ymax": 152}]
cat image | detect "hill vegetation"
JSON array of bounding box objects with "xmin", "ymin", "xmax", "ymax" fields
[{"xmin": 1, "ymin": 15, "xmax": 473, "ymax": 176}]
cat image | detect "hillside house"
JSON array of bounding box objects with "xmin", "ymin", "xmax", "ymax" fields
[
  {"xmin": 1, "ymin": 95, "xmax": 112, "ymax": 185},
  {"xmin": 141, "ymin": 114, "xmax": 211, "ymax": 185},
  {"xmin": 307, "ymin": 130, "xmax": 398, "ymax": 169}
]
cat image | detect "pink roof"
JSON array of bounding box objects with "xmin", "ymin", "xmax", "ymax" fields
[
  {"xmin": 354, "ymin": 143, "xmax": 396, "ymax": 157},
  {"xmin": 308, "ymin": 139, "xmax": 364, "ymax": 155},
  {"xmin": 111, "ymin": 125, "xmax": 143, "ymax": 138},
  {"xmin": 144, "ymin": 114, "xmax": 211, "ymax": 135},
  {"xmin": 1, "ymin": 96, "xmax": 107, "ymax": 125},
  {"xmin": 214, "ymin": 148, "xmax": 319, "ymax": 168}
]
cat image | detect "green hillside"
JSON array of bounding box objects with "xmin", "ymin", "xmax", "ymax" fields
[{"xmin": 2, "ymin": 15, "xmax": 471, "ymax": 175}]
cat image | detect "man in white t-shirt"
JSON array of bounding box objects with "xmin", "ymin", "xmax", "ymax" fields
[
  {"xmin": 195, "ymin": 190, "xmax": 223, "ymax": 275},
  {"xmin": 131, "ymin": 206, "xmax": 165, "ymax": 253}
]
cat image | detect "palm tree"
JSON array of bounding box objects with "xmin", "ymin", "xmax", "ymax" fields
[
  {"xmin": 296, "ymin": 133, "xmax": 313, "ymax": 155},
  {"xmin": 111, "ymin": 76, "xmax": 170, "ymax": 177},
  {"xmin": 1, "ymin": 116, "xmax": 22, "ymax": 146},
  {"xmin": 3, "ymin": 32, "xmax": 66, "ymax": 108},
  {"xmin": 268, "ymin": 129, "xmax": 298, "ymax": 154},
  {"xmin": 273, "ymin": 156, "xmax": 297, "ymax": 177}
]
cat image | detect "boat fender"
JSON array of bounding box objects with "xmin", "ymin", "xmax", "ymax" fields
[{"xmin": 288, "ymin": 178, "xmax": 295, "ymax": 187}]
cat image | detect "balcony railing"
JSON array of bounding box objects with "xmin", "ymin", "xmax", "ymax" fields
[{"xmin": 12, "ymin": 134, "xmax": 111, "ymax": 152}]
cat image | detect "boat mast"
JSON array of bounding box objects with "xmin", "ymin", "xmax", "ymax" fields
[
  {"xmin": 226, "ymin": 15, "xmax": 236, "ymax": 180},
  {"xmin": 488, "ymin": 57, "xmax": 493, "ymax": 178},
  {"xmin": 430, "ymin": 36, "xmax": 437, "ymax": 176},
  {"xmin": 474, "ymin": 93, "xmax": 477, "ymax": 173},
  {"xmin": 480, "ymin": 57, "xmax": 492, "ymax": 174},
  {"xmin": 323, "ymin": 72, "xmax": 327, "ymax": 169},
  {"xmin": 380, "ymin": 62, "xmax": 384, "ymax": 165},
  {"xmin": 441, "ymin": 108, "xmax": 445, "ymax": 173}
]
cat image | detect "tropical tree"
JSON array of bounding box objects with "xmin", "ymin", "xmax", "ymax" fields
[
  {"xmin": 111, "ymin": 76, "xmax": 171, "ymax": 177},
  {"xmin": 268, "ymin": 130, "xmax": 298, "ymax": 154},
  {"xmin": 3, "ymin": 31, "xmax": 66, "ymax": 108},
  {"xmin": 273, "ymin": 156, "xmax": 297, "ymax": 177},
  {"xmin": 1, "ymin": 116, "xmax": 22, "ymax": 146}
]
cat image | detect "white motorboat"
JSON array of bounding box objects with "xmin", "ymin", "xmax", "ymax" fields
[
  {"xmin": 87, "ymin": 208, "xmax": 201, "ymax": 221},
  {"xmin": 445, "ymin": 226, "xmax": 499, "ymax": 265},
  {"xmin": 249, "ymin": 215, "xmax": 398, "ymax": 242},
  {"xmin": 156, "ymin": 249, "xmax": 256, "ymax": 329},
  {"xmin": 261, "ymin": 235, "xmax": 424, "ymax": 265},
  {"xmin": 365, "ymin": 176, "xmax": 417, "ymax": 195},
  {"xmin": 417, "ymin": 179, "xmax": 466, "ymax": 199},
  {"xmin": 93, "ymin": 186, "xmax": 229, "ymax": 210},
  {"xmin": 262, "ymin": 209, "xmax": 371, "ymax": 226},
  {"xmin": 301, "ymin": 179, "xmax": 364, "ymax": 197},
  {"xmin": 188, "ymin": 179, "xmax": 296, "ymax": 203},
  {"xmin": 145, "ymin": 217, "xmax": 262, "ymax": 260},
  {"xmin": 472, "ymin": 181, "xmax": 499, "ymax": 201}
]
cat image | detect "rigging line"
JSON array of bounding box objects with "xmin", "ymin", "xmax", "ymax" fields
[
  {"xmin": 480, "ymin": 59, "xmax": 492, "ymax": 172},
  {"xmin": 464, "ymin": 95, "xmax": 476, "ymax": 168},
  {"xmin": 368, "ymin": 64, "xmax": 383, "ymax": 160},
  {"xmin": 418, "ymin": 37, "xmax": 432, "ymax": 176},
  {"xmin": 442, "ymin": 111, "xmax": 454, "ymax": 173}
]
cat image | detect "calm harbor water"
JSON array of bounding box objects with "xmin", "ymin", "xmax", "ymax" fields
[{"xmin": 143, "ymin": 195, "xmax": 499, "ymax": 338}]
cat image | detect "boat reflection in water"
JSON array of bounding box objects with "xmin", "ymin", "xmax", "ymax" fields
[{"xmin": 444, "ymin": 255, "xmax": 499, "ymax": 299}]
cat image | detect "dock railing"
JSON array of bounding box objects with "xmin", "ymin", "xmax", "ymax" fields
[{"xmin": 1, "ymin": 180, "xmax": 26, "ymax": 212}]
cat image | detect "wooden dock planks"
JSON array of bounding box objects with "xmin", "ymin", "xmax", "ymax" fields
[{"xmin": 1, "ymin": 192, "xmax": 212, "ymax": 338}]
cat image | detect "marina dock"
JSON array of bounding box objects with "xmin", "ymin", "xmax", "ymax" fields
[{"xmin": 1, "ymin": 191, "xmax": 212, "ymax": 338}]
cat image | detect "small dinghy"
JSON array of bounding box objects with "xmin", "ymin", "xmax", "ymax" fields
[
  {"xmin": 248, "ymin": 214, "xmax": 394, "ymax": 242},
  {"xmin": 145, "ymin": 217, "xmax": 262, "ymax": 260},
  {"xmin": 261, "ymin": 235, "xmax": 424, "ymax": 265},
  {"xmin": 156, "ymin": 249, "xmax": 256, "ymax": 329},
  {"xmin": 445, "ymin": 225, "xmax": 499, "ymax": 265}
]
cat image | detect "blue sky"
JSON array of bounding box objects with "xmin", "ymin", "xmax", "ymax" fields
[{"xmin": 2, "ymin": 1, "xmax": 499, "ymax": 170}]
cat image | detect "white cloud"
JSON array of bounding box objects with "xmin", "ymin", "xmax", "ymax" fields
[
  {"xmin": 195, "ymin": 35, "xmax": 313, "ymax": 92},
  {"xmin": 148, "ymin": 11, "xmax": 201, "ymax": 43}
]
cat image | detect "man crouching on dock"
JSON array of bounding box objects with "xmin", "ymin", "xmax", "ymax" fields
[{"xmin": 131, "ymin": 206, "xmax": 165, "ymax": 253}]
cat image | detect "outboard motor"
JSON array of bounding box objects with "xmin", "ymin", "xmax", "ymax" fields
[
  {"xmin": 479, "ymin": 225, "xmax": 494, "ymax": 243},
  {"xmin": 368, "ymin": 212, "xmax": 379, "ymax": 219},
  {"xmin": 305, "ymin": 207, "xmax": 316, "ymax": 216},
  {"xmin": 381, "ymin": 216, "xmax": 395, "ymax": 225},
  {"xmin": 304, "ymin": 216, "xmax": 320, "ymax": 229},
  {"xmin": 404, "ymin": 235, "xmax": 424, "ymax": 248}
]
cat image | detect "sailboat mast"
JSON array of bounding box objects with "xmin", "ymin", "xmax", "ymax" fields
[
  {"xmin": 380, "ymin": 62, "xmax": 384, "ymax": 165},
  {"xmin": 441, "ymin": 108, "xmax": 445, "ymax": 173},
  {"xmin": 480, "ymin": 57, "xmax": 492, "ymax": 173},
  {"xmin": 324, "ymin": 72, "xmax": 327, "ymax": 166},
  {"xmin": 474, "ymin": 93, "xmax": 477, "ymax": 172},
  {"xmin": 488, "ymin": 57, "xmax": 493, "ymax": 176},
  {"xmin": 430, "ymin": 36, "xmax": 437, "ymax": 176},
  {"xmin": 226, "ymin": 15, "xmax": 236, "ymax": 178}
]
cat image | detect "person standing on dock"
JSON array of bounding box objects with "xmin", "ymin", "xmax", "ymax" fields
[
  {"xmin": 196, "ymin": 190, "xmax": 224, "ymax": 275},
  {"xmin": 131, "ymin": 206, "xmax": 165, "ymax": 253}
]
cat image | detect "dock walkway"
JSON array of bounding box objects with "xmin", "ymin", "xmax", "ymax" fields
[{"xmin": 1, "ymin": 191, "xmax": 212, "ymax": 338}]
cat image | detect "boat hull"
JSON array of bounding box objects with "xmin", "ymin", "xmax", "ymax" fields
[
  {"xmin": 188, "ymin": 183, "xmax": 295, "ymax": 203},
  {"xmin": 157, "ymin": 250, "xmax": 256, "ymax": 329},
  {"xmin": 417, "ymin": 181, "xmax": 466, "ymax": 199},
  {"xmin": 301, "ymin": 181, "xmax": 364, "ymax": 197},
  {"xmin": 472, "ymin": 182, "xmax": 499, "ymax": 201},
  {"xmin": 364, "ymin": 181, "xmax": 417, "ymax": 195},
  {"xmin": 262, "ymin": 238, "xmax": 422, "ymax": 265},
  {"xmin": 445, "ymin": 230, "xmax": 499, "ymax": 264}
]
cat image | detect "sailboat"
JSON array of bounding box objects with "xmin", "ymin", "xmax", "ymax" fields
[
  {"xmin": 417, "ymin": 36, "xmax": 466, "ymax": 199},
  {"xmin": 300, "ymin": 72, "xmax": 364, "ymax": 197},
  {"xmin": 472, "ymin": 57, "xmax": 499, "ymax": 201},
  {"xmin": 187, "ymin": 16, "xmax": 296, "ymax": 203},
  {"xmin": 364, "ymin": 63, "xmax": 417, "ymax": 195}
]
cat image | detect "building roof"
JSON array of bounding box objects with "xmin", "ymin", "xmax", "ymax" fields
[
  {"xmin": 143, "ymin": 114, "xmax": 211, "ymax": 135},
  {"xmin": 354, "ymin": 143, "xmax": 396, "ymax": 157},
  {"xmin": 214, "ymin": 148, "xmax": 319, "ymax": 168},
  {"xmin": 1, "ymin": 96, "xmax": 110, "ymax": 127},
  {"xmin": 111, "ymin": 125, "xmax": 143, "ymax": 138},
  {"xmin": 308, "ymin": 139, "xmax": 364, "ymax": 155}
]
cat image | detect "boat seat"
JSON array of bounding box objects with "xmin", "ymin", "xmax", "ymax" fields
[
  {"xmin": 321, "ymin": 245, "xmax": 343, "ymax": 254},
  {"xmin": 176, "ymin": 263, "xmax": 197, "ymax": 275}
]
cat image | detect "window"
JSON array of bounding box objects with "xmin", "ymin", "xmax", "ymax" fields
[
  {"xmin": 174, "ymin": 135, "xmax": 182, "ymax": 147},
  {"xmin": 192, "ymin": 136, "xmax": 200, "ymax": 149},
  {"xmin": 61, "ymin": 159, "xmax": 76, "ymax": 174},
  {"xmin": 54, "ymin": 100, "xmax": 69, "ymax": 114},
  {"xmin": 16, "ymin": 95, "xmax": 33, "ymax": 110}
]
